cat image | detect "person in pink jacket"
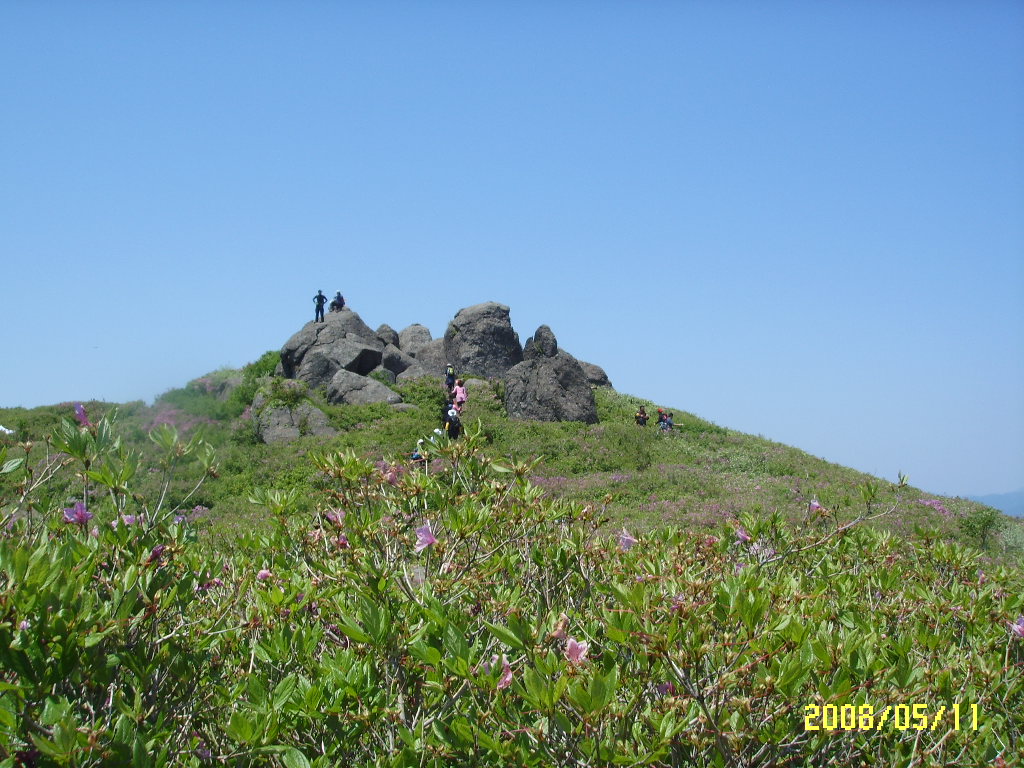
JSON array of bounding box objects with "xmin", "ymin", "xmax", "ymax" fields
[{"xmin": 453, "ymin": 379, "xmax": 468, "ymax": 410}]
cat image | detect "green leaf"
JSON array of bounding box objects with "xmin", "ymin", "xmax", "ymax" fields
[
  {"xmin": 1, "ymin": 458, "xmax": 24, "ymax": 474},
  {"xmin": 281, "ymin": 748, "xmax": 312, "ymax": 768},
  {"xmin": 485, "ymin": 621, "xmax": 526, "ymax": 650},
  {"xmin": 273, "ymin": 675, "xmax": 298, "ymax": 710}
]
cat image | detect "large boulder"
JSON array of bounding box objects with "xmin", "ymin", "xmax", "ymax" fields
[
  {"xmin": 280, "ymin": 309, "xmax": 384, "ymax": 388},
  {"xmin": 579, "ymin": 360, "xmax": 612, "ymax": 388},
  {"xmin": 412, "ymin": 338, "xmax": 448, "ymax": 376},
  {"xmin": 376, "ymin": 323, "xmax": 400, "ymax": 348},
  {"xmin": 398, "ymin": 324, "xmax": 433, "ymax": 355},
  {"xmin": 381, "ymin": 344, "xmax": 418, "ymax": 376},
  {"xmin": 396, "ymin": 363, "xmax": 431, "ymax": 383},
  {"xmin": 326, "ymin": 369, "xmax": 402, "ymax": 405},
  {"xmin": 504, "ymin": 326, "xmax": 597, "ymax": 423},
  {"xmin": 443, "ymin": 302, "xmax": 523, "ymax": 379},
  {"xmin": 523, "ymin": 325, "xmax": 558, "ymax": 360},
  {"xmin": 256, "ymin": 401, "xmax": 338, "ymax": 444}
]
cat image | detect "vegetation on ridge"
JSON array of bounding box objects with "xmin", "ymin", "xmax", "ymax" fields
[{"xmin": 0, "ymin": 357, "xmax": 1021, "ymax": 766}]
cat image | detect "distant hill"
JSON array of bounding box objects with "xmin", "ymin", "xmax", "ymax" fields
[{"xmin": 970, "ymin": 488, "xmax": 1024, "ymax": 517}]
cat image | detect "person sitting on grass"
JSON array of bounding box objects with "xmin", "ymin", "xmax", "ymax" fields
[{"xmin": 635, "ymin": 406, "xmax": 649, "ymax": 426}]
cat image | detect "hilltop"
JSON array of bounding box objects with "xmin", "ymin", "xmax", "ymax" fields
[
  {"xmin": 1, "ymin": 301, "xmax": 1019, "ymax": 558},
  {"xmin": 2, "ymin": 303, "xmax": 1023, "ymax": 766}
]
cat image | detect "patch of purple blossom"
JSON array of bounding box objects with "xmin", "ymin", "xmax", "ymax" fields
[
  {"xmin": 73, "ymin": 402, "xmax": 92, "ymax": 427},
  {"xmin": 917, "ymin": 498, "xmax": 951, "ymax": 516},
  {"xmin": 63, "ymin": 501, "xmax": 93, "ymax": 525}
]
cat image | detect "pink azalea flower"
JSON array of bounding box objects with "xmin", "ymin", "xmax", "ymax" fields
[
  {"xmin": 73, "ymin": 402, "xmax": 92, "ymax": 427},
  {"xmin": 565, "ymin": 637, "xmax": 589, "ymax": 665},
  {"xmin": 735, "ymin": 526, "xmax": 752, "ymax": 543},
  {"xmin": 808, "ymin": 499, "xmax": 824, "ymax": 513},
  {"xmin": 482, "ymin": 654, "xmax": 514, "ymax": 689},
  {"xmin": 257, "ymin": 568, "xmax": 273, "ymax": 581},
  {"xmin": 497, "ymin": 656, "xmax": 513, "ymax": 689},
  {"xmin": 1010, "ymin": 616, "xmax": 1024, "ymax": 639},
  {"xmin": 415, "ymin": 522, "xmax": 437, "ymax": 553},
  {"xmin": 618, "ymin": 528, "xmax": 637, "ymax": 552},
  {"xmin": 63, "ymin": 501, "xmax": 93, "ymax": 526}
]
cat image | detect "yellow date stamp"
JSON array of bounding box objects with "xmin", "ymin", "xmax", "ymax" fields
[{"xmin": 804, "ymin": 702, "xmax": 981, "ymax": 732}]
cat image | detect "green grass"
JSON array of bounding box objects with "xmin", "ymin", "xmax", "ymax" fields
[{"xmin": 2, "ymin": 356, "xmax": 1019, "ymax": 563}]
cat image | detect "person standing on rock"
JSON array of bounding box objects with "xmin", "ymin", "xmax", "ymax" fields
[{"xmin": 313, "ymin": 290, "xmax": 327, "ymax": 323}]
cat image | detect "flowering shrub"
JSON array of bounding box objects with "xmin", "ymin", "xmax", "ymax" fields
[{"xmin": 0, "ymin": 412, "xmax": 1022, "ymax": 766}]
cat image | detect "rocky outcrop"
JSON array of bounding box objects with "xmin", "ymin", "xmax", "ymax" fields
[
  {"xmin": 398, "ymin": 324, "xmax": 432, "ymax": 356},
  {"xmin": 523, "ymin": 325, "xmax": 558, "ymax": 360},
  {"xmin": 443, "ymin": 302, "xmax": 523, "ymax": 379},
  {"xmin": 381, "ymin": 344, "xmax": 418, "ymax": 376},
  {"xmin": 579, "ymin": 361, "xmax": 612, "ymax": 388},
  {"xmin": 327, "ymin": 369, "xmax": 402, "ymax": 405},
  {"xmin": 376, "ymin": 324, "xmax": 400, "ymax": 348},
  {"xmin": 272, "ymin": 302, "xmax": 612, "ymax": 438},
  {"xmin": 412, "ymin": 338, "xmax": 447, "ymax": 376},
  {"xmin": 280, "ymin": 310, "xmax": 385, "ymax": 389},
  {"xmin": 504, "ymin": 326, "xmax": 597, "ymax": 424},
  {"xmin": 252, "ymin": 392, "xmax": 338, "ymax": 444}
]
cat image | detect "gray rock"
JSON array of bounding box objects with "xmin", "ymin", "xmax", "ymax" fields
[
  {"xmin": 504, "ymin": 349, "xmax": 598, "ymax": 424},
  {"xmin": 376, "ymin": 323, "xmax": 400, "ymax": 348},
  {"xmin": 294, "ymin": 339, "xmax": 383, "ymax": 388},
  {"xmin": 280, "ymin": 309, "xmax": 383, "ymax": 382},
  {"xmin": 412, "ymin": 338, "xmax": 448, "ymax": 376},
  {"xmin": 390, "ymin": 403, "xmax": 420, "ymax": 413},
  {"xmin": 257, "ymin": 401, "xmax": 338, "ymax": 444},
  {"xmin": 369, "ymin": 365, "xmax": 397, "ymax": 385},
  {"xmin": 523, "ymin": 325, "xmax": 558, "ymax": 360},
  {"xmin": 579, "ymin": 360, "xmax": 612, "ymax": 388},
  {"xmin": 326, "ymin": 369, "xmax": 403, "ymax": 405},
  {"xmin": 381, "ymin": 343, "xmax": 418, "ymax": 375},
  {"xmin": 443, "ymin": 302, "xmax": 523, "ymax": 378},
  {"xmin": 398, "ymin": 324, "xmax": 433, "ymax": 355},
  {"xmin": 396, "ymin": 364, "xmax": 432, "ymax": 383}
]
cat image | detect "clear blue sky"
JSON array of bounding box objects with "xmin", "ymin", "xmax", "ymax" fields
[{"xmin": 3, "ymin": 1, "xmax": 1022, "ymax": 498}]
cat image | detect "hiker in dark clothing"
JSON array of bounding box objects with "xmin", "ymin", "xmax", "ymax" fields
[
  {"xmin": 444, "ymin": 364, "xmax": 456, "ymax": 392},
  {"xmin": 329, "ymin": 292, "xmax": 345, "ymax": 312},
  {"xmin": 635, "ymin": 406, "xmax": 649, "ymax": 426},
  {"xmin": 441, "ymin": 397, "xmax": 456, "ymax": 426},
  {"xmin": 445, "ymin": 408, "xmax": 462, "ymax": 440},
  {"xmin": 313, "ymin": 290, "xmax": 327, "ymax": 323}
]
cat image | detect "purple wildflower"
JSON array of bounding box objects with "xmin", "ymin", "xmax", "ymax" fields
[
  {"xmin": 808, "ymin": 499, "xmax": 824, "ymax": 513},
  {"xmin": 73, "ymin": 402, "xmax": 92, "ymax": 427},
  {"xmin": 257, "ymin": 569, "xmax": 273, "ymax": 581},
  {"xmin": 18, "ymin": 620, "xmax": 30, "ymax": 631},
  {"xmin": 325, "ymin": 509, "xmax": 345, "ymax": 527},
  {"xmin": 735, "ymin": 526, "xmax": 752, "ymax": 543},
  {"xmin": 917, "ymin": 498, "xmax": 950, "ymax": 516},
  {"xmin": 63, "ymin": 501, "xmax": 93, "ymax": 526},
  {"xmin": 415, "ymin": 522, "xmax": 437, "ymax": 553},
  {"xmin": 656, "ymin": 682, "xmax": 676, "ymax": 696},
  {"xmin": 618, "ymin": 528, "xmax": 637, "ymax": 552},
  {"xmin": 146, "ymin": 545, "xmax": 167, "ymax": 565},
  {"xmin": 1010, "ymin": 617, "xmax": 1024, "ymax": 640}
]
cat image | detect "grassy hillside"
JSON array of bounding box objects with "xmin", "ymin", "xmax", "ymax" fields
[
  {"xmin": 1, "ymin": 353, "xmax": 1018, "ymax": 559},
  {"xmin": 0, "ymin": 372, "xmax": 1022, "ymax": 766}
]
